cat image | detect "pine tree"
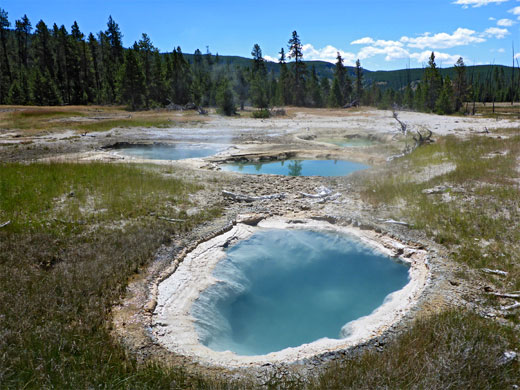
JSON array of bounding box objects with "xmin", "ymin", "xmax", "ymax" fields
[
  {"xmin": 119, "ymin": 49, "xmax": 145, "ymax": 110},
  {"xmin": 234, "ymin": 66, "xmax": 249, "ymax": 110},
  {"xmin": 354, "ymin": 59, "xmax": 363, "ymax": 103},
  {"xmin": 169, "ymin": 47, "xmax": 192, "ymax": 105},
  {"xmin": 275, "ymin": 47, "xmax": 291, "ymax": 105},
  {"xmin": 328, "ymin": 77, "xmax": 343, "ymax": 107},
  {"xmin": 15, "ymin": 15, "xmax": 31, "ymax": 69},
  {"xmin": 104, "ymin": 16, "xmax": 124, "ymax": 102},
  {"xmin": 0, "ymin": 8, "xmax": 11, "ymax": 84},
  {"xmin": 308, "ymin": 66, "xmax": 323, "ymax": 107},
  {"xmin": 288, "ymin": 31, "xmax": 306, "ymax": 106},
  {"xmin": 31, "ymin": 68, "xmax": 61, "ymax": 105},
  {"xmin": 87, "ymin": 33, "xmax": 102, "ymax": 102},
  {"xmin": 320, "ymin": 76, "xmax": 330, "ymax": 100},
  {"xmin": 150, "ymin": 51, "xmax": 166, "ymax": 105},
  {"xmin": 0, "ymin": 9, "xmax": 11, "ymax": 103},
  {"xmin": 250, "ymin": 43, "xmax": 268, "ymax": 109},
  {"xmin": 423, "ymin": 52, "xmax": 442, "ymax": 111},
  {"xmin": 137, "ymin": 33, "xmax": 156, "ymax": 108},
  {"xmin": 216, "ymin": 78, "xmax": 235, "ymax": 116},
  {"xmin": 333, "ymin": 52, "xmax": 352, "ymax": 106},
  {"xmin": 403, "ymin": 84, "xmax": 414, "ymax": 109},
  {"xmin": 14, "ymin": 15, "xmax": 32, "ymax": 101},
  {"xmin": 453, "ymin": 57, "xmax": 468, "ymax": 113},
  {"xmin": 435, "ymin": 76, "xmax": 454, "ymax": 115}
]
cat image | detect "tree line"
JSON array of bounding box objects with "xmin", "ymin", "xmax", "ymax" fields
[{"xmin": 0, "ymin": 10, "xmax": 517, "ymax": 115}]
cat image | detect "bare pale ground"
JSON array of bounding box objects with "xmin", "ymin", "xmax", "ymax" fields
[{"xmin": 8, "ymin": 106, "xmax": 514, "ymax": 169}]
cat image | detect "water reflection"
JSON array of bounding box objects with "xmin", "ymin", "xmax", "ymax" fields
[{"xmin": 222, "ymin": 159, "xmax": 368, "ymax": 177}]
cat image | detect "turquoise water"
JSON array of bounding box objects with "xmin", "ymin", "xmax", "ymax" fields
[
  {"xmin": 221, "ymin": 159, "xmax": 368, "ymax": 176},
  {"xmin": 192, "ymin": 229, "xmax": 410, "ymax": 356},
  {"xmin": 115, "ymin": 143, "xmax": 224, "ymax": 160}
]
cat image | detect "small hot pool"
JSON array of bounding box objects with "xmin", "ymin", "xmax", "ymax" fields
[
  {"xmin": 191, "ymin": 229, "xmax": 410, "ymax": 356},
  {"xmin": 221, "ymin": 159, "xmax": 368, "ymax": 176},
  {"xmin": 113, "ymin": 143, "xmax": 225, "ymax": 160}
]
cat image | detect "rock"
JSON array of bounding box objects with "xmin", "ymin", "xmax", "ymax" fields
[
  {"xmin": 498, "ymin": 351, "xmax": 517, "ymax": 365},
  {"xmin": 236, "ymin": 213, "xmax": 266, "ymax": 226},
  {"xmin": 422, "ymin": 185, "xmax": 448, "ymax": 195}
]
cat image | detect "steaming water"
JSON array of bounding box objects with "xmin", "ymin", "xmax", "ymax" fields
[
  {"xmin": 114, "ymin": 143, "xmax": 225, "ymax": 160},
  {"xmin": 221, "ymin": 159, "xmax": 368, "ymax": 176},
  {"xmin": 191, "ymin": 229, "xmax": 409, "ymax": 356}
]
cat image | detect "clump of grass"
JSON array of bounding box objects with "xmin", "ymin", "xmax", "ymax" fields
[
  {"xmin": 311, "ymin": 310, "xmax": 519, "ymax": 389},
  {"xmin": 251, "ymin": 109, "xmax": 270, "ymax": 119},
  {"xmin": 0, "ymin": 162, "xmax": 232, "ymax": 388}
]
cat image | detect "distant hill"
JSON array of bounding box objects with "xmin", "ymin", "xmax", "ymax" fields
[{"xmin": 183, "ymin": 53, "xmax": 515, "ymax": 90}]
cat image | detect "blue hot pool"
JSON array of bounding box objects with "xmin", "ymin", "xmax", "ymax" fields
[
  {"xmin": 191, "ymin": 229, "xmax": 410, "ymax": 356},
  {"xmin": 114, "ymin": 143, "xmax": 225, "ymax": 160},
  {"xmin": 220, "ymin": 159, "xmax": 368, "ymax": 177}
]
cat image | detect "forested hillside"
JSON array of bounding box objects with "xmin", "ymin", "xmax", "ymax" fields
[{"xmin": 0, "ymin": 10, "xmax": 518, "ymax": 114}]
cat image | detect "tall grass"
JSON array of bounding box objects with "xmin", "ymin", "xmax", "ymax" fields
[
  {"xmin": 0, "ymin": 163, "xmax": 232, "ymax": 389},
  {"xmin": 311, "ymin": 310, "xmax": 519, "ymax": 390},
  {"xmin": 363, "ymin": 134, "xmax": 520, "ymax": 275}
]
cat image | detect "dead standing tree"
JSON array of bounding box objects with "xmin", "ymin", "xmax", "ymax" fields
[{"xmin": 392, "ymin": 108, "xmax": 433, "ymax": 155}]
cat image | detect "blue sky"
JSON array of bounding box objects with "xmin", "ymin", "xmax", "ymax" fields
[{"xmin": 3, "ymin": 0, "xmax": 520, "ymax": 70}]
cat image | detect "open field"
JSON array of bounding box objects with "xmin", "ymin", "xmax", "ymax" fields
[{"xmin": 0, "ymin": 105, "xmax": 519, "ymax": 388}]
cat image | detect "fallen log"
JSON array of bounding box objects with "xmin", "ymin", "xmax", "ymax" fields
[
  {"xmin": 501, "ymin": 302, "xmax": 520, "ymax": 311},
  {"xmin": 222, "ymin": 190, "xmax": 286, "ymax": 202},
  {"xmin": 481, "ymin": 268, "xmax": 508, "ymax": 277},
  {"xmin": 158, "ymin": 216, "xmax": 186, "ymax": 223},
  {"xmin": 490, "ymin": 292, "xmax": 520, "ymax": 299},
  {"xmin": 300, "ymin": 186, "xmax": 332, "ymax": 198},
  {"xmin": 378, "ymin": 218, "xmax": 409, "ymax": 226}
]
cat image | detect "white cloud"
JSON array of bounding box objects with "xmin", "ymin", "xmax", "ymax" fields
[
  {"xmin": 351, "ymin": 37, "xmax": 375, "ymax": 45},
  {"xmin": 484, "ymin": 27, "xmax": 510, "ymax": 38},
  {"xmin": 497, "ymin": 18, "xmax": 515, "ymax": 26},
  {"xmin": 489, "ymin": 16, "xmax": 496, "ymax": 20},
  {"xmin": 498, "ymin": 48, "xmax": 506, "ymax": 52},
  {"xmin": 301, "ymin": 44, "xmax": 356, "ymax": 64},
  {"xmin": 264, "ymin": 55, "xmax": 277, "ymax": 62},
  {"xmin": 410, "ymin": 51, "xmax": 462, "ymax": 65},
  {"xmin": 351, "ymin": 38, "xmax": 403, "ymax": 47},
  {"xmin": 509, "ymin": 6, "xmax": 520, "ymax": 19},
  {"xmin": 453, "ymin": 0, "xmax": 509, "ymax": 8},
  {"xmin": 401, "ymin": 28, "xmax": 485, "ymax": 49},
  {"xmin": 357, "ymin": 45, "xmax": 411, "ymax": 61}
]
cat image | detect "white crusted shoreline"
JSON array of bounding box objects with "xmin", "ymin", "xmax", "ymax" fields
[{"xmin": 151, "ymin": 217, "xmax": 430, "ymax": 368}]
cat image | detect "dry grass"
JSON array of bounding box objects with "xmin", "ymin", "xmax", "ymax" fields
[
  {"xmin": 472, "ymin": 102, "xmax": 520, "ymax": 120},
  {"xmin": 0, "ymin": 105, "xmax": 208, "ymax": 135}
]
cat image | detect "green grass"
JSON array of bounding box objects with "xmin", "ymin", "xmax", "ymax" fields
[
  {"xmin": 362, "ymin": 131, "xmax": 520, "ymax": 292},
  {"xmin": 0, "ymin": 162, "xmax": 233, "ymax": 389},
  {"xmin": 310, "ymin": 310, "xmax": 519, "ymax": 390}
]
